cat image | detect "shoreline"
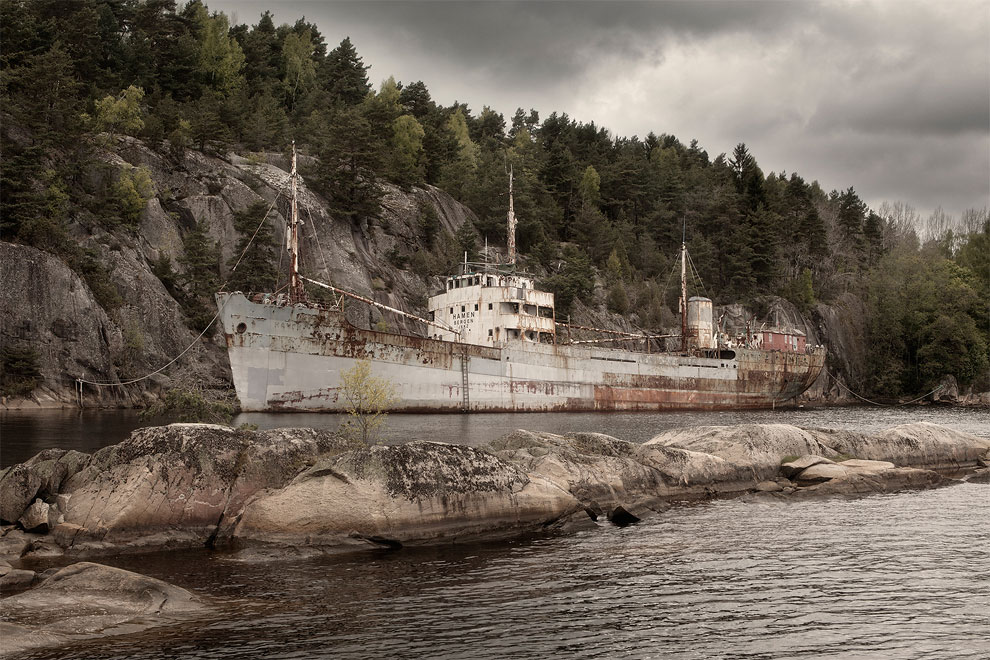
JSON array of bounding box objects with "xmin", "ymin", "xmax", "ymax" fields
[
  {"xmin": 2, "ymin": 421, "xmax": 987, "ymax": 656},
  {"xmin": 5, "ymin": 387, "xmax": 990, "ymax": 412},
  {"xmin": 2, "ymin": 421, "xmax": 987, "ymax": 564}
]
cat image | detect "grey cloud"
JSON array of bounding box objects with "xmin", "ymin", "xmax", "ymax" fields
[
  {"xmin": 809, "ymin": 80, "xmax": 989, "ymax": 137},
  {"xmin": 305, "ymin": 1, "xmax": 817, "ymax": 83},
  {"xmin": 760, "ymin": 131, "xmax": 990, "ymax": 217},
  {"xmin": 215, "ymin": 0, "xmax": 988, "ymax": 219}
]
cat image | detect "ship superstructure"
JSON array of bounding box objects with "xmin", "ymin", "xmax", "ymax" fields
[{"xmin": 216, "ymin": 147, "xmax": 824, "ymax": 412}]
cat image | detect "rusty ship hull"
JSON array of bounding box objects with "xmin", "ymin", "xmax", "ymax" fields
[{"xmin": 218, "ymin": 292, "xmax": 825, "ymax": 413}]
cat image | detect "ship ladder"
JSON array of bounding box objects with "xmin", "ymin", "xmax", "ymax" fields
[{"xmin": 460, "ymin": 347, "xmax": 470, "ymax": 412}]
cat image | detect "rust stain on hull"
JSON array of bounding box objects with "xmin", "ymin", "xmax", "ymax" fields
[{"xmin": 218, "ymin": 292, "xmax": 825, "ymax": 413}]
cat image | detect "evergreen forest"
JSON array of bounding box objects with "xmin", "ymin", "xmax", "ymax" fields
[{"xmin": 1, "ymin": 0, "xmax": 987, "ymax": 399}]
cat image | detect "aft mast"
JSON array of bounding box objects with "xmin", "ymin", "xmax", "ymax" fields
[
  {"xmin": 680, "ymin": 239, "xmax": 688, "ymax": 353},
  {"xmin": 507, "ymin": 165, "xmax": 517, "ymax": 266},
  {"xmin": 288, "ymin": 141, "xmax": 306, "ymax": 303}
]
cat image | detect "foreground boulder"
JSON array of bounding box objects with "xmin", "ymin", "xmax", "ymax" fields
[
  {"xmin": 233, "ymin": 442, "xmax": 582, "ymax": 549},
  {"xmin": 645, "ymin": 424, "xmax": 843, "ymax": 483},
  {"xmin": 0, "ymin": 421, "xmax": 986, "ymax": 560},
  {"xmin": 489, "ymin": 430, "xmax": 738, "ymax": 518},
  {"xmin": 52, "ymin": 424, "xmax": 352, "ymax": 554},
  {"xmin": 0, "ymin": 424, "xmax": 356, "ymax": 558},
  {"xmin": 781, "ymin": 455, "xmax": 949, "ymax": 495},
  {"xmin": 814, "ymin": 422, "xmax": 990, "ymax": 471},
  {"xmin": 0, "ymin": 562, "xmax": 204, "ymax": 656},
  {"xmin": 0, "ymin": 449, "xmax": 89, "ymax": 524}
]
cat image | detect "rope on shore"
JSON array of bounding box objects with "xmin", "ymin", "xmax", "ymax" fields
[
  {"xmin": 822, "ymin": 366, "xmax": 943, "ymax": 407},
  {"xmin": 76, "ymin": 303, "xmax": 225, "ymax": 388},
  {"xmin": 75, "ymin": 192, "xmax": 283, "ymax": 391}
]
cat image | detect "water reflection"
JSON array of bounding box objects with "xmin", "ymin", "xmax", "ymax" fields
[
  {"xmin": 3, "ymin": 406, "xmax": 989, "ymax": 467},
  {"xmin": 13, "ymin": 485, "xmax": 990, "ymax": 660}
]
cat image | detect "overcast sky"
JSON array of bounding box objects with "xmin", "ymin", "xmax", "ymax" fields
[{"xmin": 212, "ymin": 0, "xmax": 989, "ymax": 221}]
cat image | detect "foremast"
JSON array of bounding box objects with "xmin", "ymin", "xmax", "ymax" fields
[
  {"xmin": 680, "ymin": 238, "xmax": 688, "ymax": 353},
  {"xmin": 507, "ymin": 165, "xmax": 517, "ymax": 266},
  {"xmin": 288, "ymin": 141, "xmax": 306, "ymax": 303}
]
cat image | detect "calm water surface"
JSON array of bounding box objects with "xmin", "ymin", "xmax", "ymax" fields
[
  {"xmin": 2, "ymin": 405, "xmax": 988, "ymax": 467},
  {"xmin": 12, "ymin": 484, "xmax": 990, "ymax": 659},
  {"xmin": 2, "ymin": 407, "xmax": 988, "ymax": 658}
]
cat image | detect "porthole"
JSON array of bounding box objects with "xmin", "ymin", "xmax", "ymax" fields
[{"xmin": 236, "ymin": 322, "xmax": 247, "ymax": 334}]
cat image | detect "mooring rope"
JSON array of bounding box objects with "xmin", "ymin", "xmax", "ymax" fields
[
  {"xmin": 821, "ymin": 366, "xmax": 943, "ymax": 407},
  {"xmin": 76, "ymin": 192, "xmax": 283, "ymax": 389},
  {"xmin": 305, "ymin": 205, "xmax": 342, "ymax": 307}
]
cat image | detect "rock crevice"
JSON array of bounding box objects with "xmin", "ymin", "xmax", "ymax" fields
[{"xmin": 0, "ymin": 422, "xmax": 986, "ymax": 563}]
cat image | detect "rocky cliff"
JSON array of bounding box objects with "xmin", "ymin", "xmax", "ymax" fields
[
  {"xmin": 2, "ymin": 138, "xmax": 477, "ymax": 408},
  {"xmin": 2, "ymin": 136, "xmax": 905, "ymax": 409}
]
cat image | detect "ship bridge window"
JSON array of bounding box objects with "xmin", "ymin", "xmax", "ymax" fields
[
  {"xmin": 500, "ymin": 302, "xmax": 519, "ymax": 314},
  {"xmin": 486, "ymin": 277, "xmax": 493, "ymax": 287},
  {"xmin": 523, "ymin": 304, "xmax": 537, "ymax": 315},
  {"xmin": 488, "ymin": 303, "xmax": 493, "ymax": 310},
  {"xmin": 236, "ymin": 322, "xmax": 247, "ymax": 334},
  {"xmin": 538, "ymin": 306, "xmax": 554, "ymax": 318}
]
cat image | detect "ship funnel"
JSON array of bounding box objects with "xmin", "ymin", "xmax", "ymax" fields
[{"xmin": 686, "ymin": 297, "xmax": 716, "ymax": 350}]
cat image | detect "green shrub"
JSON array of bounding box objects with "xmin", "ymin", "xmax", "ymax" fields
[
  {"xmin": 140, "ymin": 388, "xmax": 234, "ymax": 424},
  {"xmin": 109, "ymin": 166, "xmax": 154, "ymax": 227},
  {"xmin": 339, "ymin": 359, "xmax": 396, "ymax": 445},
  {"xmin": 0, "ymin": 346, "xmax": 43, "ymax": 397}
]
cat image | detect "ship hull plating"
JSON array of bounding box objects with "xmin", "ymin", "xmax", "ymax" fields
[{"xmin": 218, "ymin": 293, "xmax": 824, "ymax": 413}]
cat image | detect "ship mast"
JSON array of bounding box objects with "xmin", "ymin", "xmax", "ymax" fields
[
  {"xmin": 680, "ymin": 220, "xmax": 687, "ymax": 353},
  {"xmin": 507, "ymin": 165, "xmax": 517, "ymax": 266},
  {"xmin": 288, "ymin": 141, "xmax": 305, "ymax": 303}
]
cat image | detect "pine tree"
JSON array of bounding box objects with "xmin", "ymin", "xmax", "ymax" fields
[
  {"xmin": 281, "ymin": 27, "xmax": 317, "ymax": 108},
  {"xmin": 310, "ymin": 107, "xmax": 383, "ymax": 225},
  {"xmin": 227, "ymin": 201, "xmax": 279, "ymax": 292},
  {"xmin": 323, "ymin": 37, "xmax": 370, "ymax": 106},
  {"xmin": 178, "ymin": 218, "xmax": 221, "ymax": 333},
  {"xmin": 837, "ymin": 187, "xmax": 867, "ymax": 240}
]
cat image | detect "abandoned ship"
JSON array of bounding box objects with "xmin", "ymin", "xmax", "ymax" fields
[{"xmin": 216, "ymin": 146, "xmax": 826, "ymax": 413}]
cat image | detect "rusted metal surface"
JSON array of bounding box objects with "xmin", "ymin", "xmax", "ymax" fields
[
  {"xmin": 217, "ymin": 292, "xmax": 825, "ymax": 413},
  {"xmin": 302, "ymin": 276, "xmax": 460, "ymax": 336},
  {"xmin": 556, "ymin": 322, "xmax": 653, "ymax": 337}
]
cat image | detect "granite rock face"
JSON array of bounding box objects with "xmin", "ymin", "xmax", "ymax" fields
[
  {"xmin": 1, "ymin": 138, "xmax": 479, "ymax": 408},
  {"xmin": 815, "ymin": 422, "xmax": 990, "ymax": 471},
  {"xmin": 234, "ymin": 441, "xmax": 582, "ymax": 549},
  {"xmin": 645, "ymin": 424, "xmax": 842, "ymax": 483},
  {"xmin": 0, "ymin": 422, "xmax": 986, "ymax": 561},
  {"xmin": 0, "ymin": 561, "xmax": 204, "ymax": 656}
]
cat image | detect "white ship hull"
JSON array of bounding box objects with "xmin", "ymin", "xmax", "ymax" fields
[{"xmin": 218, "ymin": 293, "xmax": 824, "ymax": 413}]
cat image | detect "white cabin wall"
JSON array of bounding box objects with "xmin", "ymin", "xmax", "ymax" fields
[{"xmin": 428, "ymin": 273, "xmax": 555, "ymax": 345}]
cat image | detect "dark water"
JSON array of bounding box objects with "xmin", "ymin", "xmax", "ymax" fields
[
  {"xmin": 3, "ymin": 405, "xmax": 989, "ymax": 468},
  {"xmin": 3, "ymin": 407, "xmax": 989, "ymax": 658},
  {"xmin": 12, "ymin": 484, "xmax": 990, "ymax": 660}
]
